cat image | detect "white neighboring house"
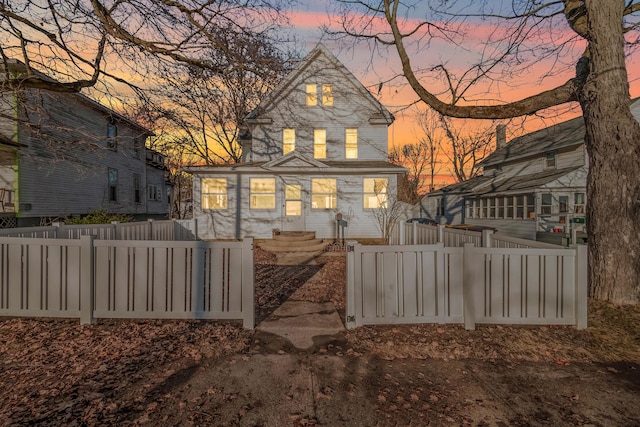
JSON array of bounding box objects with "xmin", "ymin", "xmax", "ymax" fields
[
  {"xmin": 420, "ymin": 98, "xmax": 640, "ymax": 240},
  {"xmin": 189, "ymin": 44, "xmax": 406, "ymax": 240}
]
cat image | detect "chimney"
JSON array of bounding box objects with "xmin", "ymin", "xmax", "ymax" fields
[{"xmin": 496, "ymin": 124, "xmax": 507, "ymax": 150}]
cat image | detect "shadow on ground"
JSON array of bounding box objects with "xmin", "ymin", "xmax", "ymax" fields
[{"xmin": 254, "ymin": 264, "xmax": 323, "ymax": 324}]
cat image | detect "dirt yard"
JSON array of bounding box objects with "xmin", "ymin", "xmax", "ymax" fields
[{"xmin": 0, "ymin": 248, "xmax": 639, "ymax": 426}]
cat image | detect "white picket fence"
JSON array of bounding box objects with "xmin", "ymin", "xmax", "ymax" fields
[
  {"xmin": 0, "ymin": 235, "xmax": 254, "ymax": 328},
  {"xmin": 0, "ymin": 219, "xmax": 198, "ymax": 241},
  {"xmin": 346, "ymin": 241, "xmax": 588, "ymax": 330},
  {"xmin": 392, "ymin": 222, "xmax": 561, "ymax": 249}
]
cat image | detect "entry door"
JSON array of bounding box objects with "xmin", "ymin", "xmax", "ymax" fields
[{"xmin": 283, "ymin": 183, "xmax": 305, "ymax": 231}]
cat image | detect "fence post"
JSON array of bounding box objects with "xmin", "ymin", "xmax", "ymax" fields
[
  {"xmin": 345, "ymin": 240, "xmax": 358, "ymax": 329},
  {"xmin": 80, "ymin": 235, "xmax": 95, "ymax": 325},
  {"xmin": 111, "ymin": 221, "xmax": 119, "ymax": 240},
  {"xmin": 412, "ymin": 221, "xmax": 418, "ymax": 245},
  {"xmin": 241, "ymin": 237, "xmax": 255, "ymax": 329},
  {"xmin": 462, "ymin": 243, "xmax": 478, "ymax": 330},
  {"xmin": 482, "ymin": 229, "xmax": 492, "ymax": 248},
  {"xmin": 52, "ymin": 221, "xmax": 63, "ymax": 239},
  {"xmin": 148, "ymin": 219, "xmax": 154, "ymax": 240},
  {"xmin": 575, "ymin": 245, "xmax": 588, "ymax": 329},
  {"xmin": 437, "ymin": 224, "xmax": 445, "ymax": 244},
  {"xmin": 192, "ymin": 218, "xmax": 199, "ymax": 240},
  {"xmin": 398, "ymin": 222, "xmax": 405, "ymax": 245}
]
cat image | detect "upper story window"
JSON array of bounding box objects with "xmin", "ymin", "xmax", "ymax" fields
[
  {"xmin": 306, "ymin": 84, "xmax": 317, "ymax": 106},
  {"xmin": 345, "ymin": 128, "xmax": 358, "ymax": 159},
  {"xmin": 148, "ymin": 184, "xmax": 162, "ymax": 202},
  {"xmin": 545, "ymin": 151, "xmax": 556, "ymax": 168},
  {"xmin": 314, "ymin": 129, "xmax": 326, "ymax": 159},
  {"xmin": 283, "ymin": 129, "xmax": 295, "ymax": 154},
  {"xmin": 363, "ymin": 178, "xmax": 388, "ymax": 209},
  {"xmin": 250, "ymin": 178, "xmax": 276, "ymax": 209},
  {"xmin": 322, "ymin": 84, "xmax": 333, "ymax": 106},
  {"xmin": 107, "ymin": 122, "xmax": 117, "ymax": 150},
  {"xmin": 202, "ymin": 178, "xmax": 227, "ymax": 210},
  {"xmin": 133, "ymin": 136, "xmax": 143, "ymax": 159}
]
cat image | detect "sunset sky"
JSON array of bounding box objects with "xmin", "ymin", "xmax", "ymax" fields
[{"xmin": 285, "ymin": 1, "xmax": 640, "ymax": 185}]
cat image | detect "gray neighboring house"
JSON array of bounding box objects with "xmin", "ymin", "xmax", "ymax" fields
[
  {"xmin": 421, "ymin": 98, "xmax": 640, "ymax": 240},
  {"xmin": 189, "ymin": 44, "xmax": 407, "ymax": 240},
  {"xmin": 0, "ymin": 59, "xmax": 171, "ymax": 227}
]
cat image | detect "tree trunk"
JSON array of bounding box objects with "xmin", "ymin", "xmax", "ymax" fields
[{"xmin": 581, "ymin": 0, "xmax": 640, "ymax": 304}]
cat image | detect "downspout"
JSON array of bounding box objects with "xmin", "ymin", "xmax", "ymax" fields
[{"xmin": 235, "ymin": 173, "xmax": 242, "ymax": 240}]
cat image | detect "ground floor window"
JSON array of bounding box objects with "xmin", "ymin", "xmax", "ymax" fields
[
  {"xmin": 202, "ymin": 178, "xmax": 227, "ymax": 209},
  {"xmin": 108, "ymin": 168, "xmax": 118, "ymax": 202},
  {"xmin": 250, "ymin": 178, "xmax": 276, "ymax": 209},
  {"xmin": 541, "ymin": 193, "xmax": 552, "ymax": 215},
  {"xmin": 574, "ymin": 192, "xmax": 586, "ymax": 214},
  {"xmin": 311, "ymin": 178, "xmax": 336, "ymax": 209},
  {"xmin": 363, "ymin": 178, "xmax": 388, "ymax": 209}
]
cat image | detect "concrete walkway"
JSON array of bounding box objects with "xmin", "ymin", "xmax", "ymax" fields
[{"xmin": 256, "ymin": 250, "xmax": 346, "ymax": 351}]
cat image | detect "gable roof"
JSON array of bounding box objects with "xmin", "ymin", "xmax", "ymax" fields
[
  {"xmin": 481, "ymin": 97, "xmax": 640, "ymax": 168},
  {"xmin": 246, "ymin": 44, "xmax": 394, "ymax": 125},
  {"xmin": 262, "ymin": 151, "xmax": 328, "ymax": 169},
  {"xmin": 481, "ymin": 116, "xmax": 585, "ymax": 167}
]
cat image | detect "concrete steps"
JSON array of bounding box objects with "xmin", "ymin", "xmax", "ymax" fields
[{"xmin": 259, "ymin": 231, "xmax": 328, "ymax": 252}]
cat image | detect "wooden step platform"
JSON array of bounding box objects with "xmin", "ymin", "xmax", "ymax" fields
[{"xmin": 259, "ymin": 231, "xmax": 327, "ymax": 252}]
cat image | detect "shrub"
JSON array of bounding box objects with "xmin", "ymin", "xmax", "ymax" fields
[{"xmin": 64, "ymin": 209, "xmax": 133, "ymax": 225}]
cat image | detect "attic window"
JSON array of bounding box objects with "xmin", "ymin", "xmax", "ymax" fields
[
  {"xmin": 306, "ymin": 84, "xmax": 317, "ymax": 106},
  {"xmin": 322, "ymin": 84, "xmax": 333, "ymax": 106},
  {"xmin": 314, "ymin": 129, "xmax": 326, "ymax": 159}
]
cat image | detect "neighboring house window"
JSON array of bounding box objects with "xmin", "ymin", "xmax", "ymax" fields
[
  {"xmin": 107, "ymin": 122, "xmax": 117, "ymax": 150},
  {"xmin": 559, "ymin": 195, "xmax": 569, "ymax": 223},
  {"xmin": 311, "ymin": 178, "xmax": 337, "ymax": 209},
  {"xmin": 506, "ymin": 196, "xmax": 514, "ymax": 218},
  {"xmin": 489, "ymin": 198, "xmax": 496, "ymax": 218},
  {"xmin": 148, "ymin": 184, "xmax": 162, "ymax": 201},
  {"xmin": 574, "ymin": 192, "xmax": 586, "ymax": 214},
  {"xmin": 108, "ymin": 168, "xmax": 118, "ymax": 201},
  {"xmin": 363, "ymin": 178, "xmax": 388, "ymax": 209},
  {"xmin": 314, "ymin": 129, "xmax": 326, "ymax": 159},
  {"xmin": 541, "ymin": 193, "xmax": 552, "ymax": 215},
  {"xmin": 133, "ymin": 136, "xmax": 143, "ymax": 159},
  {"xmin": 516, "ymin": 195, "xmax": 524, "ymax": 219},
  {"xmin": 133, "ymin": 173, "xmax": 141, "ymax": 203},
  {"xmin": 202, "ymin": 178, "xmax": 227, "ymax": 209},
  {"xmin": 545, "ymin": 151, "xmax": 556, "ymax": 168},
  {"xmin": 345, "ymin": 128, "xmax": 358, "ymax": 159},
  {"xmin": 497, "ymin": 197, "xmax": 505, "ymax": 219},
  {"xmin": 526, "ymin": 194, "xmax": 535, "ymax": 219},
  {"xmin": 250, "ymin": 178, "xmax": 276, "ymax": 209},
  {"xmin": 436, "ymin": 197, "xmax": 445, "ymax": 216},
  {"xmin": 283, "ymin": 129, "xmax": 295, "ymax": 154},
  {"xmin": 322, "ymin": 84, "xmax": 333, "ymax": 106},
  {"xmin": 306, "ymin": 84, "xmax": 317, "ymax": 106}
]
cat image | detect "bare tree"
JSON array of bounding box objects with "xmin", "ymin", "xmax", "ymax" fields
[
  {"xmin": 333, "ymin": 0, "xmax": 640, "ymax": 305},
  {"xmin": 366, "ymin": 187, "xmax": 411, "ymax": 242},
  {"xmin": 0, "ymin": 0, "xmax": 290, "ymax": 94},
  {"xmin": 389, "ymin": 138, "xmax": 440, "ymax": 203},
  {"xmin": 438, "ymin": 116, "xmax": 494, "ymax": 182},
  {"xmin": 146, "ymin": 31, "xmax": 294, "ymax": 165}
]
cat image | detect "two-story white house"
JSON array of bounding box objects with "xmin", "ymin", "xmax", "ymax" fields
[{"xmin": 189, "ymin": 44, "xmax": 406, "ymax": 240}]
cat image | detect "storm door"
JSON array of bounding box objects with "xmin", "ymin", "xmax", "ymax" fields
[{"xmin": 283, "ymin": 183, "xmax": 305, "ymax": 231}]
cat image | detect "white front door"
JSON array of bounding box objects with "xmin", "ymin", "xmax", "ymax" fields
[{"xmin": 283, "ymin": 183, "xmax": 305, "ymax": 231}]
